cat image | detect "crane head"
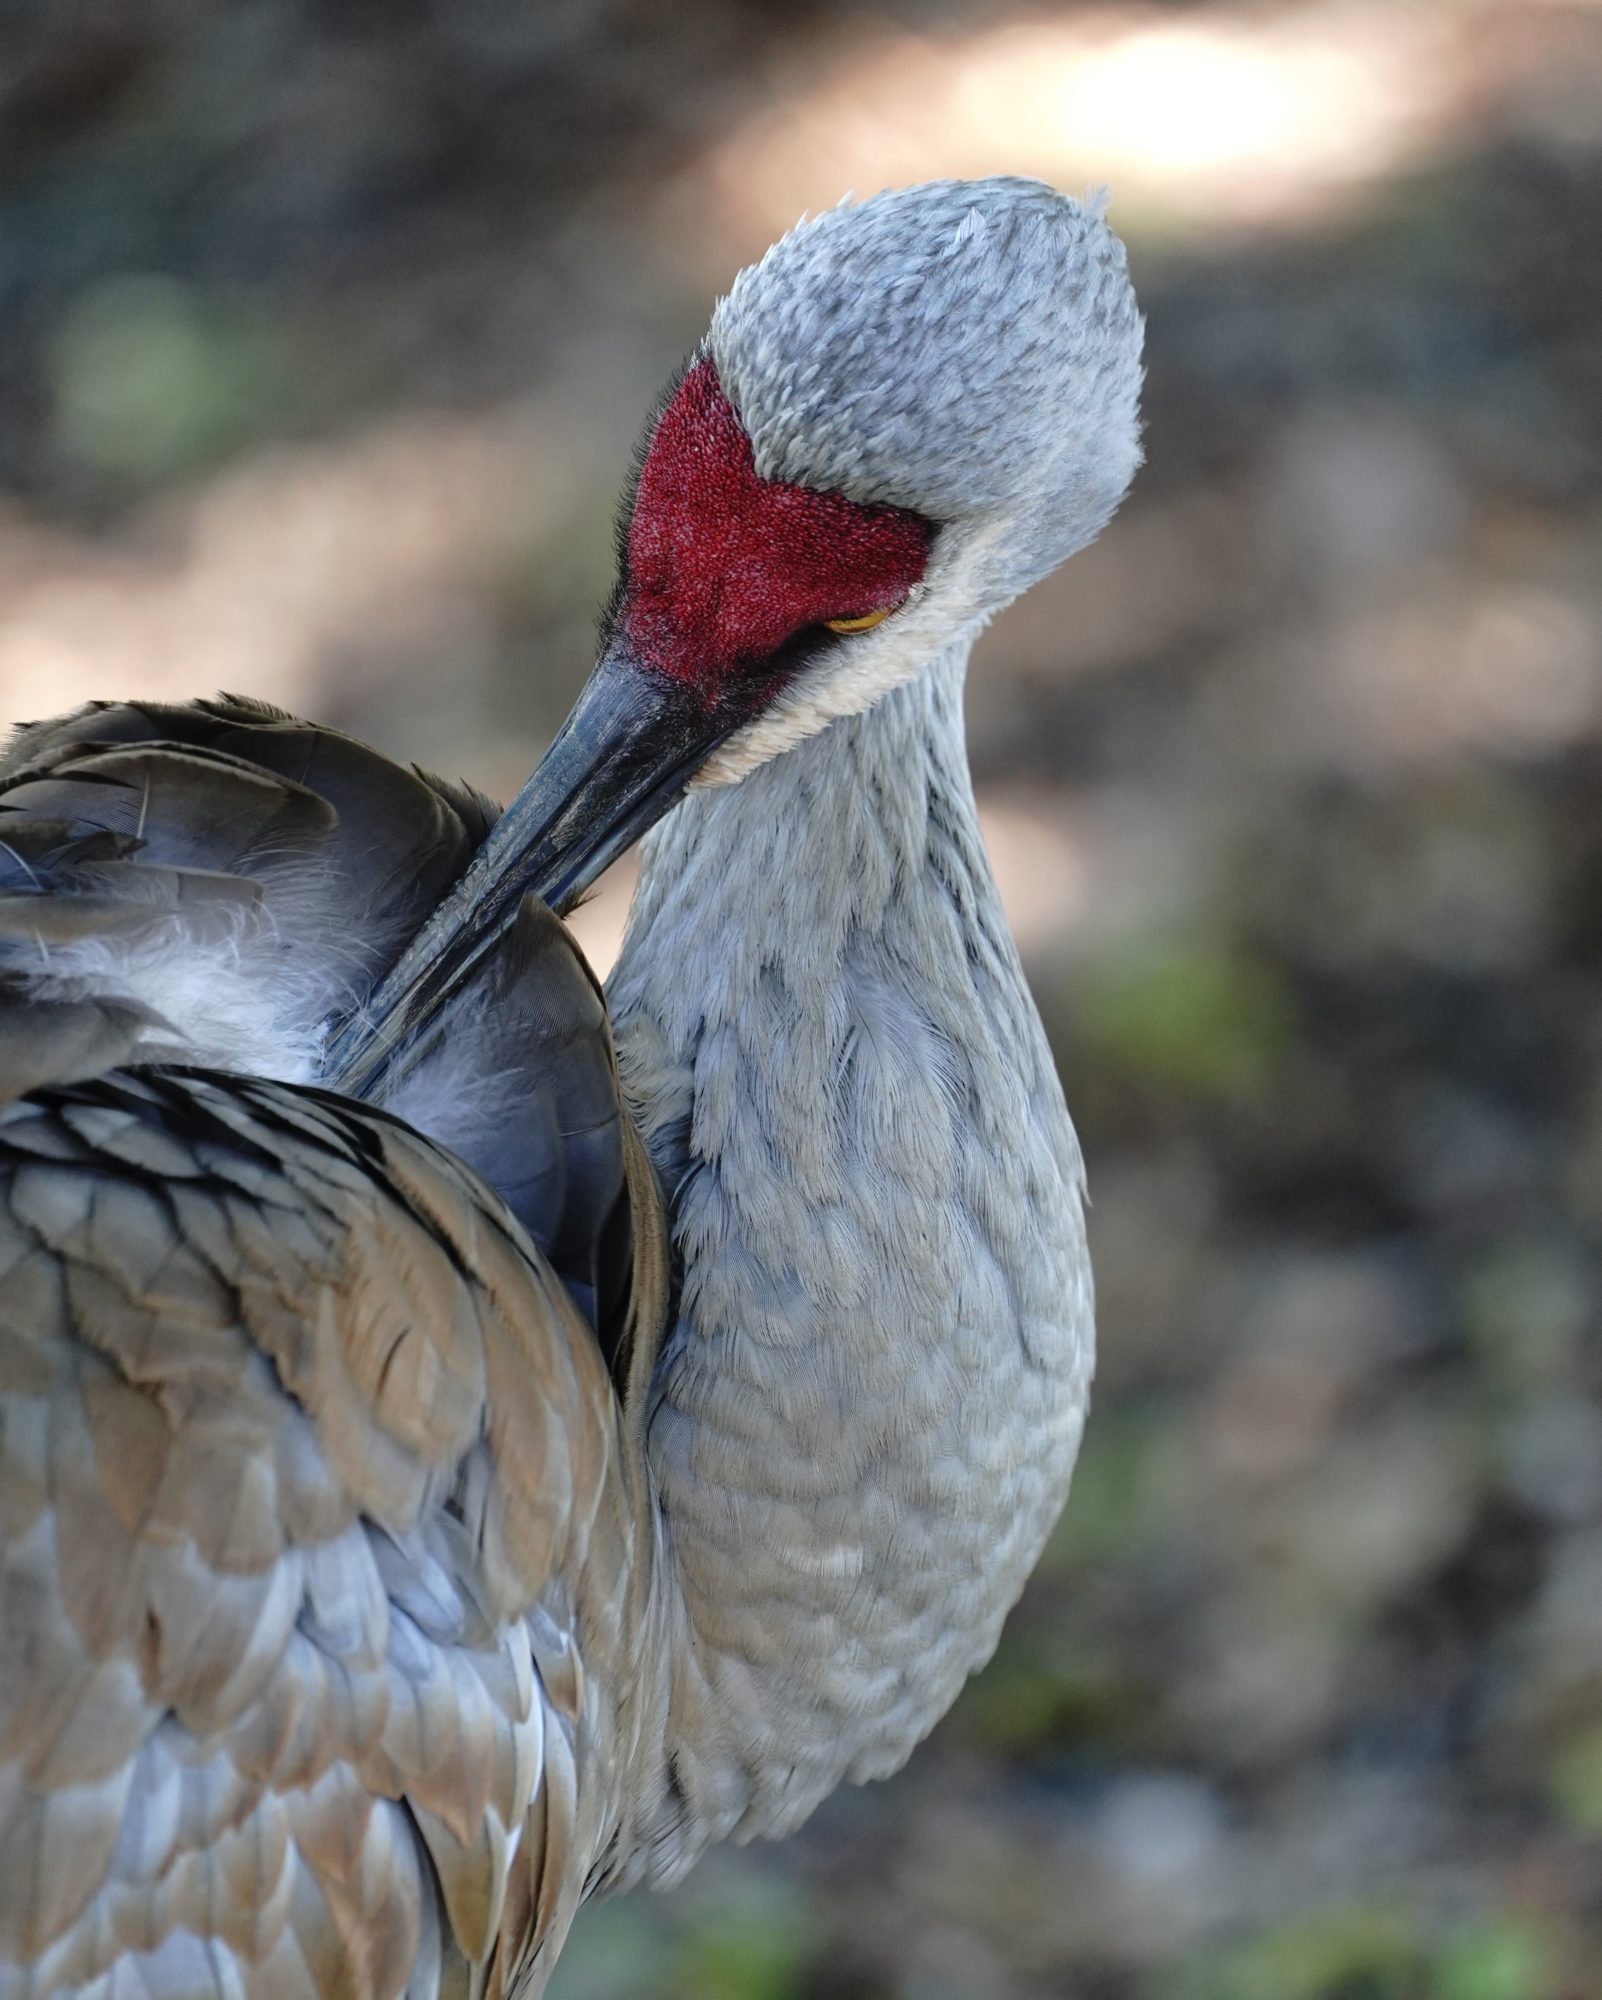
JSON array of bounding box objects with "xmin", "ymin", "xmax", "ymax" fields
[
  {"xmin": 326, "ymin": 178, "xmax": 1142, "ymax": 1095},
  {"xmin": 516, "ymin": 178, "xmax": 1142, "ymax": 891}
]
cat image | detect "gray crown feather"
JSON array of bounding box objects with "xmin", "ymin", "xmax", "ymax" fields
[{"xmin": 708, "ymin": 177, "xmax": 1144, "ymax": 599}]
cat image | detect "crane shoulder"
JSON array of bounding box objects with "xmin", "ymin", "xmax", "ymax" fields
[
  {"xmin": 0, "ymin": 694, "xmax": 496, "ymax": 1087},
  {"xmin": 0, "ymin": 693, "xmax": 641, "ymax": 1359},
  {"xmin": 0, "ymin": 1063, "xmax": 650, "ymax": 1999}
]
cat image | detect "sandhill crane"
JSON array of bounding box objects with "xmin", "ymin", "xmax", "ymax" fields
[{"xmin": 0, "ymin": 178, "xmax": 1143, "ymax": 1999}]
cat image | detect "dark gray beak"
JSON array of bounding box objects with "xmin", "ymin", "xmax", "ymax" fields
[{"xmin": 322, "ymin": 639, "xmax": 732, "ymax": 1099}]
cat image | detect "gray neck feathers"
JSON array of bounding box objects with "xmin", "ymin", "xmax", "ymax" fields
[{"xmin": 605, "ymin": 647, "xmax": 1095, "ymax": 1873}]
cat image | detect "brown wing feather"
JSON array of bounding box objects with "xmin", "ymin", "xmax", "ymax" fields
[
  {"xmin": 0, "ymin": 696, "xmax": 672, "ymax": 2000},
  {"xmin": 0, "ymin": 1066, "xmax": 654, "ymax": 2000}
]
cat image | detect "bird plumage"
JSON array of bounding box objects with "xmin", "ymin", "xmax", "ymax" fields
[
  {"xmin": 0, "ymin": 699, "xmax": 666, "ymax": 1996},
  {"xmin": 0, "ymin": 1065, "xmax": 638, "ymax": 1997},
  {"xmin": 0, "ymin": 696, "xmax": 496, "ymax": 1091},
  {"xmin": 607, "ymin": 642, "xmax": 1092, "ymax": 1859},
  {"xmin": 0, "ymin": 176, "xmax": 1142, "ymax": 1997}
]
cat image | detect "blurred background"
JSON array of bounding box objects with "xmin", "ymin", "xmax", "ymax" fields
[{"xmin": 2, "ymin": 1, "xmax": 1599, "ymax": 1994}]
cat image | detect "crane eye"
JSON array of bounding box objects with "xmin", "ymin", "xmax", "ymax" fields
[{"xmin": 824, "ymin": 605, "xmax": 896, "ymax": 635}]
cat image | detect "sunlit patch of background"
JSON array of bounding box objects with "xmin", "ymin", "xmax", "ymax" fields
[{"xmin": 3, "ymin": 2, "xmax": 1599, "ymax": 1994}]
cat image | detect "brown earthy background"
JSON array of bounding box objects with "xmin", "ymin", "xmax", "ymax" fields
[{"xmin": 2, "ymin": 2, "xmax": 1600, "ymax": 1994}]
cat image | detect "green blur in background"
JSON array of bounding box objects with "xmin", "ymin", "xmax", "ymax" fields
[{"xmin": 2, "ymin": 1, "xmax": 1599, "ymax": 1994}]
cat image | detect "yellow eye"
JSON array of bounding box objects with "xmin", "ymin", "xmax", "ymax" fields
[{"xmin": 824, "ymin": 605, "xmax": 896, "ymax": 635}]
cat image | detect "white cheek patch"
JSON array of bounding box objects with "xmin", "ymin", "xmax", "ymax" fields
[
  {"xmin": 694, "ymin": 618, "xmax": 934, "ymax": 788},
  {"xmin": 693, "ymin": 524, "xmax": 1001, "ymax": 787}
]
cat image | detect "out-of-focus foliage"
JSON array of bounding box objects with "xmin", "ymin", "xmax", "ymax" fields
[
  {"xmin": 51, "ymin": 276, "xmax": 287, "ymax": 482},
  {"xmin": 2, "ymin": 0, "xmax": 1599, "ymax": 1994}
]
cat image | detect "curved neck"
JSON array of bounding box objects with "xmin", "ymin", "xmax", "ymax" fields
[{"xmin": 602, "ymin": 646, "xmax": 1093, "ymax": 1885}]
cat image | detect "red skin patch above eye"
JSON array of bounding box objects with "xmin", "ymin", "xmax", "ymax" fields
[{"xmin": 622, "ymin": 358, "xmax": 932, "ymax": 699}]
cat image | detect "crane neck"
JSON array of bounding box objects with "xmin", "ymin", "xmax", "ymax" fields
[{"xmin": 600, "ymin": 640, "xmax": 1093, "ymax": 1887}]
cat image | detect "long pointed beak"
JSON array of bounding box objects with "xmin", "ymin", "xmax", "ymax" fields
[{"xmin": 323, "ymin": 640, "xmax": 729, "ymax": 1099}]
